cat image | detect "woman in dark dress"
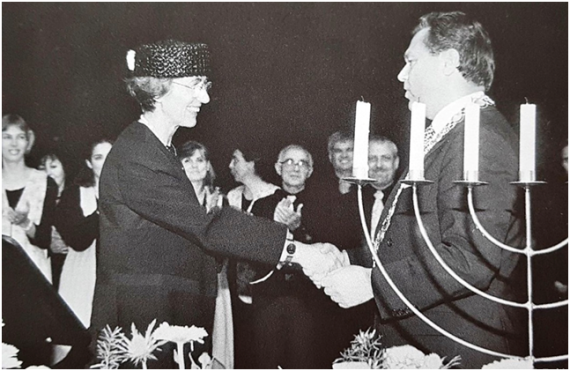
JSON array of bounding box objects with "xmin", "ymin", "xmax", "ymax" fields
[{"xmin": 52, "ymin": 138, "xmax": 113, "ymax": 366}]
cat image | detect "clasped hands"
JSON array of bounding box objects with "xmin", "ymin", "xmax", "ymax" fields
[
  {"xmin": 294, "ymin": 242, "xmax": 374, "ymax": 309},
  {"xmin": 3, "ymin": 204, "xmax": 32, "ymax": 231},
  {"xmin": 274, "ymin": 198, "xmax": 303, "ymax": 231}
]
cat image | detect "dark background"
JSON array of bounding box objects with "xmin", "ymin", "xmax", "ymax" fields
[{"xmin": 3, "ymin": 2, "xmax": 568, "ymax": 189}]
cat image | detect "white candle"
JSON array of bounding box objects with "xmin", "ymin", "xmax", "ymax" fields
[
  {"xmin": 520, "ymin": 103, "xmax": 536, "ymax": 182},
  {"xmin": 463, "ymin": 103, "xmax": 480, "ymax": 182},
  {"xmin": 352, "ymin": 100, "xmax": 371, "ymax": 179},
  {"xmin": 409, "ymin": 102, "xmax": 426, "ymax": 180}
]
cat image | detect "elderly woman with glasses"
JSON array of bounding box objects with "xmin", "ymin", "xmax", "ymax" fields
[{"xmin": 92, "ymin": 39, "xmax": 342, "ymax": 369}]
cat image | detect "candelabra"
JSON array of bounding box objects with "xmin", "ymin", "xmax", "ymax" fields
[{"xmin": 347, "ymin": 174, "xmax": 568, "ymax": 366}]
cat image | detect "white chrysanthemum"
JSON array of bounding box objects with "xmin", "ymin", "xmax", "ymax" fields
[
  {"xmin": 482, "ymin": 358, "xmax": 533, "ymax": 369},
  {"xmin": 126, "ymin": 50, "xmax": 136, "ymax": 71},
  {"xmin": 332, "ymin": 361, "xmax": 370, "ymax": 369},
  {"xmin": 422, "ymin": 353, "xmax": 446, "ymax": 369},
  {"xmin": 3, "ymin": 343, "xmax": 22, "ymax": 369},
  {"xmin": 25, "ymin": 366, "xmax": 50, "ymax": 369},
  {"xmin": 154, "ymin": 322, "xmax": 208, "ymax": 344},
  {"xmin": 382, "ymin": 345, "xmax": 445, "ymax": 369},
  {"xmin": 122, "ymin": 319, "xmax": 166, "ymax": 367}
]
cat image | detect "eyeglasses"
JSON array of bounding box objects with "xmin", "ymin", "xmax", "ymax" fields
[
  {"xmin": 280, "ymin": 158, "xmax": 312, "ymax": 170},
  {"xmin": 172, "ymin": 80, "xmax": 212, "ymax": 92}
]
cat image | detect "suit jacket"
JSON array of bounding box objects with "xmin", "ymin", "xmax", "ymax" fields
[
  {"xmin": 91, "ymin": 122, "xmax": 287, "ymax": 347},
  {"xmin": 370, "ymin": 106, "xmax": 526, "ymax": 365}
]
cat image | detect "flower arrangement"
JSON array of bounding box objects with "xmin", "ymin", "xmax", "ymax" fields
[
  {"xmin": 91, "ymin": 320, "xmax": 213, "ymax": 369},
  {"xmin": 334, "ymin": 329, "xmax": 385, "ymax": 369},
  {"xmin": 3, "ymin": 342, "xmax": 23, "ymax": 369},
  {"xmin": 90, "ymin": 325, "xmax": 128, "ymax": 369},
  {"xmin": 153, "ymin": 322, "xmax": 209, "ymax": 369},
  {"xmin": 481, "ymin": 358, "xmax": 533, "ymax": 369},
  {"xmin": 333, "ymin": 328, "xmax": 461, "ymax": 369}
]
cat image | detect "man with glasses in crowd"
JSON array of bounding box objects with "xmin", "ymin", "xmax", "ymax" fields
[{"xmin": 247, "ymin": 144, "xmax": 331, "ymax": 369}]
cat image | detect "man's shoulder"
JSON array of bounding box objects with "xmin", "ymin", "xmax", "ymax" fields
[
  {"xmin": 480, "ymin": 106, "xmax": 517, "ymax": 137},
  {"xmin": 256, "ymin": 188, "xmax": 286, "ymax": 204}
]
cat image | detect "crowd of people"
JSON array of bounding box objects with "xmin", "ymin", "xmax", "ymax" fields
[{"xmin": 2, "ymin": 10, "xmax": 567, "ymax": 370}]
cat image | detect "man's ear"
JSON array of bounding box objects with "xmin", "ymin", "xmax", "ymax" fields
[
  {"xmin": 307, "ymin": 167, "xmax": 313, "ymax": 178},
  {"xmin": 275, "ymin": 162, "xmax": 282, "ymax": 176},
  {"xmin": 440, "ymin": 48, "xmax": 461, "ymax": 76},
  {"xmin": 394, "ymin": 156, "xmax": 400, "ymax": 171}
]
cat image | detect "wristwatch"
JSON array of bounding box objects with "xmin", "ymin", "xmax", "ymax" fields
[
  {"xmin": 277, "ymin": 241, "xmax": 296, "ymax": 270},
  {"xmin": 284, "ymin": 242, "xmax": 296, "ymax": 266}
]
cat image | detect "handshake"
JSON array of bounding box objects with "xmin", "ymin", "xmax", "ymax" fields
[{"xmin": 290, "ymin": 242, "xmax": 374, "ymax": 309}]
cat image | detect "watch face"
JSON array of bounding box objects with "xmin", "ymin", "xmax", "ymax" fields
[{"xmin": 287, "ymin": 243, "xmax": 296, "ymax": 255}]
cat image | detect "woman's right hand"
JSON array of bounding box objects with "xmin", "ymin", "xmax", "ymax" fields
[
  {"xmin": 4, "ymin": 206, "xmax": 28, "ymax": 226},
  {"xmin": 50, "ymin": 227, "xmax": 69, "ymax": 254},
  {"xmin": 205, "ymin": 187, "xmax": 223, "ymax": 212}
]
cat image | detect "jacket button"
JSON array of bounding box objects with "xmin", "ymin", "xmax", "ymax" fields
[{"xmin": 386, "ymin": 238, "xmax": 393, "ymax": 247}]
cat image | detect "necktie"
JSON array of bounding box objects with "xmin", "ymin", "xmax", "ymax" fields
[{"xmin": 370, "ymin": 190, "xmax": 384, "ymax": 238}]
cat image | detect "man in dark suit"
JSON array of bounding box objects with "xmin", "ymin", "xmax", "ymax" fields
[
  {"xmin": 91, "ymin": 40, "xmax": 342, "ymax": 368},
  {"xmin": 320, "ymin": 12, "xmax": 526, "ymax": 368},
  {"xmin": 320, "ymin": 135, "xmax": 401, "ymax": 362},
  {"xmin": 344, "ymin": 135, "xmax": 400, "ymax": 267},
  {"xmin": 247, "ymin": 144, "xmax": 330, "ymax": 369}
]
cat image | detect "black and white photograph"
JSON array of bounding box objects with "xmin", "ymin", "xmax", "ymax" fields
[{"xmin": 2, "ymin": 2, "xmax": 568, "ymax": 369}]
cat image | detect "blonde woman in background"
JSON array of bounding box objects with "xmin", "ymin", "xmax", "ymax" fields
[{"xmin": 2, "ymin": 114, "xmax": 57, "ymax": 282}]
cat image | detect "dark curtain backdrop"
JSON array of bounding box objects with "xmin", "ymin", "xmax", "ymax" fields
[{"xmin": 3, "ymin": 2, "xmax": 568, "ymax": 189}]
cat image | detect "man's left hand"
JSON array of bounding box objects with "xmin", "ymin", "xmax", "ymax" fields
[{"xmin": 320, "ymin": 265, "xmax": 374, "ymax": 308}]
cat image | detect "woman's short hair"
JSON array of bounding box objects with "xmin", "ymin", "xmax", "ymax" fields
[
  {"xmin": 125, "ymin": 77, "xmax": 173, "ymax": 112},
  {"xmin": 125, "ymin": 75, "xmax": 207, "ymax": 112},
  {"xmin": 2, "ymin": 114, "xmax": 35, "ymax": 153},
  {"xmin": 414, "ymin": 11, "xmax": 495, "ymax": 91},
  {"xmin": 177, "ymin": 140, "xmax": 216, "ymax": 190}
]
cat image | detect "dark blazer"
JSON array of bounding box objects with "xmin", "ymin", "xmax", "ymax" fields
[
  {"xmin": 55, "ymin": 185, "xmax": 99, "ymax": 252},
  {"xmin": 370, "ymin": 106, "xmax": 527, "ymax": 368},
  {"xmin": 91, "ymin": 122, "xmax": 286, "ymax": 363}
]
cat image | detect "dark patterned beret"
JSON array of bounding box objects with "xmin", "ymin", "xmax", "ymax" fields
[{"xmin": 126, "ymin": 39, "xmax": 210, "ymax": 78}]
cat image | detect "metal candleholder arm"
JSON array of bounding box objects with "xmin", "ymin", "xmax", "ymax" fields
[
  {"xmin": 412, "ymin": 184, "xmax": 527, "ymax": 308},
  {"xmin": 466, "ymin": 186, "xmax": 567, "ymax": 256},
  {"xmin": 355, "ymin": 183, "xmax": 524, "ymax": 360}
]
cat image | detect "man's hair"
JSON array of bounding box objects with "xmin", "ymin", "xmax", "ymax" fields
[
  {"xmin": 369, "ymin": 134, "xmax": 399, "ymax": 158},
  {"xmin": 327, "ymin": 131, "xmax": 354, "ymax": 156},
  {"xmin": 414, "ymin": 11, "xmax": 495, "ymax": 91},
  {"xmin": 277, "ymin": 144, "xmax": 314, "ymax": 167}
]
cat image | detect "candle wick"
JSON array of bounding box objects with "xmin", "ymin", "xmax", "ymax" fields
[
  {"xmin": 361, "ymin": 96, "xmax": 365, "ymax": 102},
  {"xmin": 524, "ymin": 97, "xmax": 529, "ymax": 104}
]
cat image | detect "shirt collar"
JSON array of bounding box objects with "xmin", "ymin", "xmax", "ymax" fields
[{"xmin": 430, "ymin": 91, "xmax": 485, "ymax": 135}]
